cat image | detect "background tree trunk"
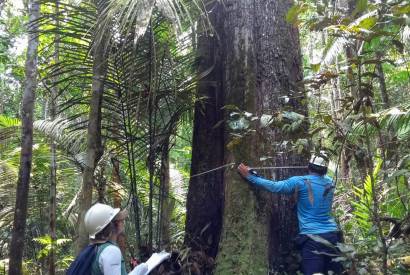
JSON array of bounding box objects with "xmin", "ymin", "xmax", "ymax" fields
[
  {"xmin": 8, "ymin": 0, "xmax": 39, "ymax": 273},
  {"xmin": 376, "ymin": 51, "xmax": 389, "ymax": 109},
  {"xmin": 110, "ymin": 158, "xmax": 127, "ymax": 257},
  {"xmin": 215, "ymin": 0, "xmax": 308, "ymax": 273},
  {"xmin": 75, "ymin": 29, "xmax": 108, "ymax": 253},
  {"xmin": 184, "ymin": 1, "xmax": 225, "ymax": 259},
  {"xmin": 48, "ymin": 1, "xmax": 59, "ymax": 274},
  {"xmin": 159, "ymin": 136, "xmax": 171, "ymax": 249}
]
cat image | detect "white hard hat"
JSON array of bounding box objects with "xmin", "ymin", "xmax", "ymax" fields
[
  {"xmin": 84, "ymin": 203, "xmax": 120, "ymax": 239},
  {"xmin": 309, "ymin": 153, "xmax": 328, "ymax": 167}
]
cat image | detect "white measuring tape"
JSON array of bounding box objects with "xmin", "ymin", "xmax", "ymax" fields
[
  {"xmin": 249, "ymin": 166, "xmax": 307, "ymax": 170},
  {"xmin": 189, "ymin": 163, "xmax": 307, "ymax": 178},
  {"xmin": 190, "ymin": 163, "xmax": 236, "ymax": 178}
]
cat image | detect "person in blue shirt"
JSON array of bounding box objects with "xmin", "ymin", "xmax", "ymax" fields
[{"xmin": 237, "ymin": 154, "xmax": 343, "ymax": 275}]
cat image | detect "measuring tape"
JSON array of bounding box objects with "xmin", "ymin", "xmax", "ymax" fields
[{"xmin": 190, "ymin": 163, "xmax": 307, "ymax": 178}]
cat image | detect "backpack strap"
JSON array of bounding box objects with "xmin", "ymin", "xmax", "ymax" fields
[
  {"xmin": 92, "ymin": 242, "xmax": 113, "ymax": 275},
  {"xmin": 93, "ymin": 241, "xmax": 127, "ymax": 275}
]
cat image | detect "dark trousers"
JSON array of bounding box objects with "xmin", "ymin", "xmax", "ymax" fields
[{"xmin": 299, "ymin": 232, "xmax": 343, "ymax": 275}]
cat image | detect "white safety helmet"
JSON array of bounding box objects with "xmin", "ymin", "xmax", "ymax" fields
[
  {"xmin": 309, "ymin": 152, "xmax": 328, "ymax": 167},
  {"xmin": 84, "ymin": 203, "xmax": 120, "ymax": 239}
]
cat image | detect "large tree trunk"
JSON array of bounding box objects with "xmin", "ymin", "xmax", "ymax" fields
[
  {"xmin": 215, "ymin": 0, "xmax": 308, "ymax": 273},
  {"xmin": 75, "ymin": 22, "xmax": 108, "ymax": 253},
  {"xmin": 184, "ymin": 1, "xmax": 225, "ymax": 259},
  {"xmin": 8, "ymin": 0, "xmax": 40, "ymax": 273}
]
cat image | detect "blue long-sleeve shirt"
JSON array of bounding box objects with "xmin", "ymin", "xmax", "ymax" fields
[{"xmin": 247, "ymin": 174, "xmax": 338, "ymax": 235}]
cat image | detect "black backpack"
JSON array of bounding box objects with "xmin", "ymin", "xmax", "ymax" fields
[{"xmin": 66, "ymin": 244, "xmax": 98, "ymax": 275}]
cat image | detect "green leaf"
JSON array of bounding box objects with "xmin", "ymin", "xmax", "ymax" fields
[
  {"xmin": 286, "ymin": 4, "xmax": 307, "ymax": 24},
  {"xmin": 323, "ymin": 115, "xmax": 332, "ymax": 124},
  {"xmin": 260, "ymin": 114, "xmax": 274, "ymax": 127},
  {"xmin": 391, "ymin": 3, "xmax": 410, "ymax": 15},
  {"xmin": 297, "ymin": 144, "xmax": 304, "ymax": 154},
  {"xmin": 33, "ymin": 235, "xmax": 52, "ymax": 245},
  {"xmin": 311, "ymin": 63, "xmax": 321, "ymax": 73},
  {"xmin": 282, "ymin": 111, "xmax": 305, "ymax": 121},
  {"xmin": 286, "ymin": 4, "xmax": 300, "ymax": 23},
  {"xmin": 358, "ymin": 17, "xmax": 376, "ymax": 30},
  {"xmin": 222, "ymin": 104, "xmax": 240, "ymax": 111},
  {"xmin": 309, "ymin": 126, "xmax": 325, "ymax": 136}
]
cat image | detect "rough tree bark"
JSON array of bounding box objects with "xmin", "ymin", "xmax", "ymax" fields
[
  {"xmin": 184, "ymin": 1, "xmax": 225, "ymax": 259},
  {"xmin": 8, "ymin": 0, "xmax": 39, "ymax": 273},
  {"xmin": 75, "ymin": 5, "xmax": 108, "ymax": 252},
  {"xmin": 215, "ymin": 0, "xmax": 308, "ymax": 273}
]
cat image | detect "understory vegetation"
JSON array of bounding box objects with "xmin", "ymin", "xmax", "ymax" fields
[{"xmin": 0, "ymin": 0, "xmax": 409, "ymax": 274}]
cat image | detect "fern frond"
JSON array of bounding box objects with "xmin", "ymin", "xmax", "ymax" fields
[{"xmin": 0, "ymin": 115, "xmax": 21, "ymax": 128}]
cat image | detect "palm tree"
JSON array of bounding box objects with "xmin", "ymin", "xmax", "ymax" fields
[
  {"xmin": 76, "ymin": 0, "xmax": 110, "ymax": 254},
  {"xmin": 38, "ymin": 0, "xmax": 201, "ymax": 255}
]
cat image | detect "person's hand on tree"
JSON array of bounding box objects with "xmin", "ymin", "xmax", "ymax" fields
[{"xmin": 237, "ymin": 163, "xmax": 250, "ymax": 178}]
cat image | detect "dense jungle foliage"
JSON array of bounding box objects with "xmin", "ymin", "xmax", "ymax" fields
[{"xmin": 0, "ymin": 0, "xmax": 409, "ymax": 274}]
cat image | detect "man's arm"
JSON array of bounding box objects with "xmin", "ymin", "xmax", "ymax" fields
[
  {"xmin": 247, "ymin": 174, "xmax": 298, "ymax": 194},
  {"xmin": 237, "ymin": 163, "xmax": 298, "ymax": 194}
]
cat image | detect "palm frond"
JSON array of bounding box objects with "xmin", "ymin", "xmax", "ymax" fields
[
  {"xmin": 38, "ymin": 0, "xmax": 97, "ymax": 117},
  {"xmin": 33, "ymin": 118, "xmax": 88, "ymax": 169},
  {"xmin": 402, "ymin": 25, "xmax": 410, "ymax": 47},
  {"xmin": 0, "ymin": 115, "xmax": 21, "ymax": 150},
  {"xmin": 95, "ymin": 0, "xmax": 198, "ymax": 50},
  {"xmin": 350, "ymin": 105, "xmax": 410, "ymax": 142},
  {"xmin": 0, "ymin": 115, "xmax": 21, "ymax": 128},
  {"xmin": 322, "ymin": 10, "xmax": 378, "ymax": 66},
  {"xmin": 379, "ymin": 106, "xmax": 410, "ymax": 140},
  {"xmin": 101, "ymin": 10, "xmax": 197, "ymax": 156},
  {"xmin": 97, "ymin": 0, "xmax": 156, "ymax": 46},
  {"xmin": 34, "ymin": 0, "xmax": 200, "ymax": 247}
]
